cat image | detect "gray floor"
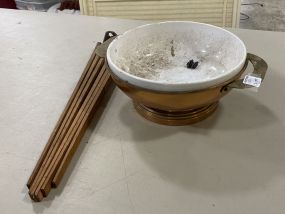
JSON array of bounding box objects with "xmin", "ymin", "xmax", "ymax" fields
[{"xmin": 239, "ymin": 0, "xmax": 285, "ymax": 31}]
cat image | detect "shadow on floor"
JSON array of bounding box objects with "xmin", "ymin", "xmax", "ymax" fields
[{"xmin": 118, "ymin": 84, "xmax": 284, "ymax": 195}]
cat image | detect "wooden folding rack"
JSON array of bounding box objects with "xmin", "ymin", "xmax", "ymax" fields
[{"xmin": 27, "ymin": 32, "xmax": 116, "ymax": 202}]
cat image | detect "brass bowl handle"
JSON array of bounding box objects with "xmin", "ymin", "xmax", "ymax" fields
[
  {"xmin": 95, "ymin": 31, "xmax": 118, "ymax": 58},
  {"xmin": 225, "ymin": 53, "xmax": 268, "ymax": 89}
]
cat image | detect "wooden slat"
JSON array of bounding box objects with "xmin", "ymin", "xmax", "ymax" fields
[
  {"xmin": 26, "ymin": 48, "xmax": 97, "ymax": 189},
  {"xmin": 27, "ymin": 42, "xmax": 114, "ymax": 201},
  {"xmin": 52, "ymin": 70, "xmax": 111, "ymax": 187},
  {"xmin": 35, "ymin": 59, "xmax": 105, "ymax": 197},
  {"xmin": 28, "ymin": 55, "xmax": 101, "ymax": 201}
]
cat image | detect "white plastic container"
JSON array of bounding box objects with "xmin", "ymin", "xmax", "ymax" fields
[
  {"xmin": 15, "ymin": 0, "xmax": 60, "ymax": 11},
  {"xmin": 48, "ymin": 3, "xmax": 80, "ymax": 15}
]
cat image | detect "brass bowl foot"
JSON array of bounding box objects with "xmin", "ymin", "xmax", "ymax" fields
[{"xmin": 134, "ymin": 102, "xmax": 218, "ymax": 126}]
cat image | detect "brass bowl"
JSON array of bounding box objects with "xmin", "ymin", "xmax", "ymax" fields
[
  {"xmin": 95, "ymin": 29, "xmax": 268, "ymax": 125},
  {"xmin": 106, "ymin": 54, "xmax": 267, "ymax": 125}
]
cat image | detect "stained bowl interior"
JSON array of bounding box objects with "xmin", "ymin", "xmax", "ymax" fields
[{"xmin": 107, "ymin": 21, "xmax": 247, "ymax": 92}]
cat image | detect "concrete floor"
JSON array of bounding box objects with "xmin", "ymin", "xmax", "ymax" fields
[{"xmin": 240, "ymin": 0, "xmax": 285, "ymax": 31}]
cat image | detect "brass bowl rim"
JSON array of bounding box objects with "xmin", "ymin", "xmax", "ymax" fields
[{"xmin": 106, "ymin": 21, "xmax": 248, "ymax": 92}]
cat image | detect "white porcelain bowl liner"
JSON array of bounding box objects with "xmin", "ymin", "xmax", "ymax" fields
[{"xmin": 107, "ymin": 21, "xmax": 247, "ymax": 92}]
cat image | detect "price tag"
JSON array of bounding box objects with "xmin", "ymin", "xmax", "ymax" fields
[{"xmin": 243, "ymin": 74, "xmax": 262, "ymax": 88}]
